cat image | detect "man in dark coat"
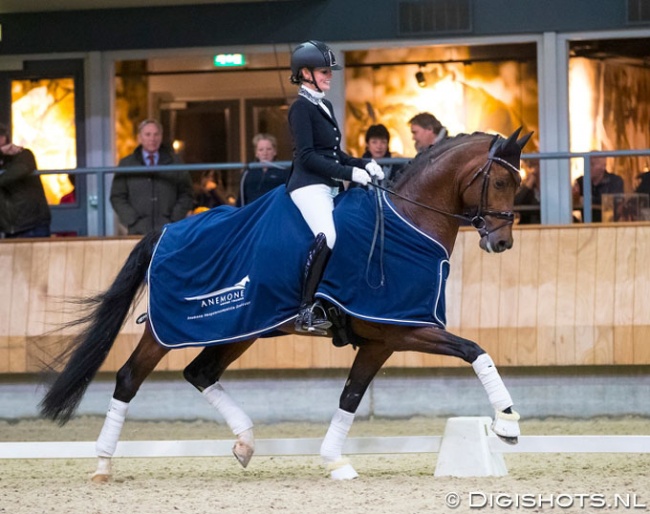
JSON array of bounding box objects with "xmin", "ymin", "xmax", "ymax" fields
[
  {"xmin": 110, "ymin": 119, "xmax": 193, "ymax": 235},
  {"xmin": 0, "ymin": 123, "xmax": 51, "ymax": 238},
  {"xmin": 572, "ymin": 154, "xmax": 624, "ymax": 222}
]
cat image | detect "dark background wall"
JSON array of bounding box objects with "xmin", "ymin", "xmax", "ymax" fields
[{"xmin": 0, "ymin": 0, "xmax": 644, "ymax": 56}]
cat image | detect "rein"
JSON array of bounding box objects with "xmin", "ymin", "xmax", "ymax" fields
[
  {"xmin": 363, "ymin": 145, "xmax": 522, "ymax": 288},
  {"xmin": 371, "ymin": 154, "xmax": 521, "ymax": 238}
]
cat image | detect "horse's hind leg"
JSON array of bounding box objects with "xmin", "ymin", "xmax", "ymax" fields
[
  {"xmin": 92, "ymin": 325, "xmax": 169, "ymax": 483},
  {"xmin": 183, "ymin": 340, "xmax": 255, "ymax": 468},
  {"xmin": 322, "ymin": 343, "xmax": 393, "ymax": 480}
]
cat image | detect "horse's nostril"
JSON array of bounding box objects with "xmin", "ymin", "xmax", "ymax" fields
[{"xmin": 496, "ymin": 239, "xmax": 510, "ymax": 252}]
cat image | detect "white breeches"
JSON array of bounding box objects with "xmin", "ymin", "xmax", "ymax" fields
[{"xmin": 290, "ymin": 184, "xmax": 338, "ymax": 249}]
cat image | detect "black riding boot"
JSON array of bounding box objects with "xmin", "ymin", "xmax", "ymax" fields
[{"xmin": 295, "ymin": 232, "xmax": 332, "ymax": 335}]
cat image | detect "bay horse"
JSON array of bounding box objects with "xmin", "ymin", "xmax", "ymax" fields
[{"xmin": 40, "ymin": 128, "xmax": 532, "ymax": 482}]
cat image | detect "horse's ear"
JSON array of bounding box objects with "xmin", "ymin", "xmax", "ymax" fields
[
  {"xmin": 517, "ymin": 131, "xmax": 534, "ymax": 150},
  {"xmin": 506, "ymin": 127, "xmax": 523, "ymax": 147},
  {"xmin": 491, "ymin": 127, "xmax": 529, "ymax": 168},
  {"xmin": 490, "ymin": 127, "xmax": 522, "ymax": 159}
]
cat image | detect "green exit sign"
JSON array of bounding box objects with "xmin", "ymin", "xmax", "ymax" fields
[{"xmin": 213, "ymin": 54, "xmax": 246, "ymax": 67}]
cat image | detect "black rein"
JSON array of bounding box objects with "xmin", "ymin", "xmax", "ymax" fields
[{"xmin": 372, "ymin": 154, "xmax": 521, "ymax": 239}]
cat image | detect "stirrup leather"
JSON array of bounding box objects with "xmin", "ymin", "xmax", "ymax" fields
[{"xmin": 295, "ymin": 300, "xmax": 332, "ymax": 335}]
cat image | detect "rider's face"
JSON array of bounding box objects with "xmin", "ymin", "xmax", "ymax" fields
[{"xmin": 302, "ymin": 67, "xmax": 332, "ymax": 92}]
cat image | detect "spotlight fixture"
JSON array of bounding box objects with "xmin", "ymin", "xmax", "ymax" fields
[{"xmin": 415, "ymin": 65, "xmax": 426, "ymax": 87}]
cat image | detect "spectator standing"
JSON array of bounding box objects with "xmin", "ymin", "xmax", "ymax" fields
[
  {"xmin": 0, "ymin": 123, "xmax": 51, "ymax": 238},
  {"xmin": 361, "ymin": 124, "xmax": 404, "ymax": 186},
  {"xmin": 286, "ymin": 40, "xmax": 383, "ymax": 333},
  {"xmin": 110, "ymin": 119, "xmax": 193, "ymax": 234},
  {"xmin": 514, "ymin": 158, "xmax": 542, "ymax": 224},
  {"xmin": 572, "ymin": 154, "xmax": 624, "ymax": 222},
  {"xmin": 408, "ymin": 112, "xmax": 447, "ymax": 154},
  {"xmin": 237, "ymin": 133, "xmax": 289, "ymax": 206}
]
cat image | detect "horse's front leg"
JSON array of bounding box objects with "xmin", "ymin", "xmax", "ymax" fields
[
  {"xmin": 183, "ymin": 340, "xmax": 256, "ymax": 467},
  {"xmin": 93, "ymin": 325, "xmax": 169, "ymax": 483},
  {"xmin": 386, "ymin": 325, "xmax": 520, "ymax": 444},
  {"xmin": 321, "ymin": 342, "xmax": 392, "ymax": 480}
]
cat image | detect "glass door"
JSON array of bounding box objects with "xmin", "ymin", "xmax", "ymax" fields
[{"xmin": 0, "ymin": 59, "xmax": 87, "ymax": 236}]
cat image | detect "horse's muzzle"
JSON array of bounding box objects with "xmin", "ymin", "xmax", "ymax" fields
[{"xmin": 479, "ymin": 233, "xmax": 513, "ymax": 254}]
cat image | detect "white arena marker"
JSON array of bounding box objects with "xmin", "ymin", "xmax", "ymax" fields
[{"xmin": 434, "ymin": 416, "xmax": 508, "ymax": 477}]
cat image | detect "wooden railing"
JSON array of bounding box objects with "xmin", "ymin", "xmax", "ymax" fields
[{"xmin": 2, "ymin": 223, "xmax": 649, "ymax": 374}]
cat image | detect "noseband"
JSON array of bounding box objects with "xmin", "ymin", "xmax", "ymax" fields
[
  {"xmin": 374, "ymin": 154, "xmax": 521, "ymax": 239},
  {"xmin": 461, "ymin": 155, "xmax": 521, "ymax": 238}
]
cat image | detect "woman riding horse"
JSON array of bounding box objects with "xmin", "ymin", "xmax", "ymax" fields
[
  {"xmin": 287, "ymin": 40, "xmax": 384, "ymax": 334},
  {"xmin": 40, "ymin": 128, "xmax": 532, "ymax": 482}
]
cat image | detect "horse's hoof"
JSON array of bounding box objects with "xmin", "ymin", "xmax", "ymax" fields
[
  {"xmin": 497, "ymin": 434, "xmax": 519, "ymax": 445},
  {"xmin": 326, "ymin": 458, "xmax": 359, "ymax": 480},
  {"xmin": 232, "ymin": 428, "xmax": 255, "ymax": 468},
  {"xmin": 491, "ymin": 409, "xmax": 521, "ymax": 443},
  {"xmin": 91, "ymin": 457, "xmax": 112, "ymax": 483},
  {"xmin": 90, "ymin": 473, "xmax": 111, "ymax": 484},
  {"xmin": 232, "ymin": 442, "xmax": 254, "ymax": 468}
]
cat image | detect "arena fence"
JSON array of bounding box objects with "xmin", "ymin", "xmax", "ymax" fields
[{"xmin": 1, "ymin": 434, "xmax": 648, "ymax": 459}]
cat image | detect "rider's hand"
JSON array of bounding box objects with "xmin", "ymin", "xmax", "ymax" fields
[
  {"xmin": 365, "ymin": 160, "xmax": 385, "ymax": 181},
  {"xmin": 351, "ymin": 167, "xmax": 371, "ymax": 186}
]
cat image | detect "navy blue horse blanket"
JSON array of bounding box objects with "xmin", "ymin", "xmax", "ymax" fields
[{"xmin": 148, "ymin": 186, "xmax": 450, "ymax": 348}]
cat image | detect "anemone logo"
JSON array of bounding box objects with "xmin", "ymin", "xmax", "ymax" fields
[{"xmin": 184, "ymin": 276, "xmax": 250, "ymax": 308}]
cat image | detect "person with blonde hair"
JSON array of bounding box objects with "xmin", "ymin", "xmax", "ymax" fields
[{"xmin": 237, "ymin": 133, "xmax": 289, "ymax": 206}]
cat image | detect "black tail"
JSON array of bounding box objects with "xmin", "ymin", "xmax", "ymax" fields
[{"xmin": 39, "ymin": 231, "xmax": 161, "ymax": 425}]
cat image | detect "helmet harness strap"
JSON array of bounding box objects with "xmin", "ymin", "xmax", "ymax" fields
[{"xmin": 301, "ymin": 68, "xmax": 322, "ymax": 93}]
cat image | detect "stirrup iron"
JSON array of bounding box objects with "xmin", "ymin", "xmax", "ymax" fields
[{"xmin": 295, "ymin": 300, "xmax": 332, "ymax": 335}]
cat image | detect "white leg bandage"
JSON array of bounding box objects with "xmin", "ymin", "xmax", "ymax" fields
[
  {"xmin": 320, "ymin": 408, "xmax": 355, "ymax": 463},
  {"xmin": 96, "ymin": 398, "xmax": 129, "ymax": 458},
  {"xmin": 472, "ymin": 353, "xmax": 513, "ymax": 412},
  {"xmin": 203, "ymin": 382, "xmax": 253, "ymax": 436}
]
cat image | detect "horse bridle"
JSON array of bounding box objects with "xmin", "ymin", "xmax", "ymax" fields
[{"xmin": 372, "ymin": 154, "xmax": 522, "ymax": 239}]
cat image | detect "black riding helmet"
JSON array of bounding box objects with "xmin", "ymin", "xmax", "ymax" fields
[{"xmin": 290, "ymin": 40, "xmax": 342, "ymax": 90}]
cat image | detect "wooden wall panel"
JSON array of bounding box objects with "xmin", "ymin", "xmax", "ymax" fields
[
  {"xmin": 632, "ymin": 226, "xmax": 650, "ymax": 364},
  {"xmin": 2, "ymin": 224, "xmax": 650, "ymax": 375},
  {"xmin": 497, "ymin": 233, "xmax": 521, "ymax": 366},
  {"xmin": 0, "ymin": 244, "xmax": 15, "ymax": 373},
  {"xmin": 613, "ymin": 227, "xmax": 636, "ymax": 365},
  {"xmin": 555, "ymin": 229, "xmax": 578, "ymax": 364},
  {"xmin": 515, "ymin": 229, "xmax": 540, "ymax": 365},
  {"xmin": 536, "ymin": 229, "xmax": 559, "ymax": 366},
  {"xmin": 574, "ymin": 227, "xmax": 597, "ymax": 364}
]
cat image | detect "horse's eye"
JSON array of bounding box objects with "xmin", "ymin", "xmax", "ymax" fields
[{"xmin": 493, "ymin": 178, "xmax": 507, "ymax": 190}]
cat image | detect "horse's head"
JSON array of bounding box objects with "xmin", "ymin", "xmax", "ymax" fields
[
  {"xmin": 458, "ymin": 128, "xmax": 533, "ymax": 253},
  {"xmin": 390, "ymin": 128, "xmax": 532, "ymax": 254}
]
